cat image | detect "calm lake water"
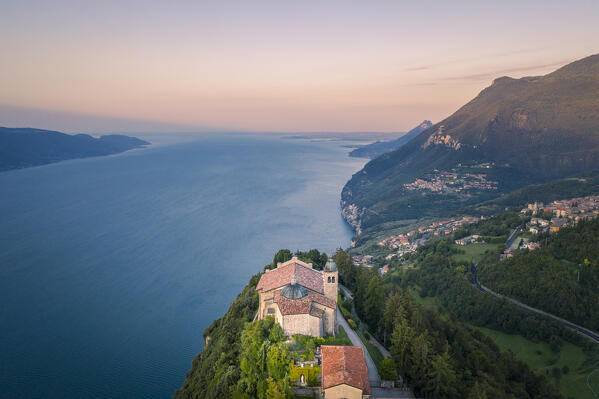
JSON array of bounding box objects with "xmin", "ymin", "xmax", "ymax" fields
[{"xmin": 0, "ymin": 134, "xmax": 365, "ymax": 399}]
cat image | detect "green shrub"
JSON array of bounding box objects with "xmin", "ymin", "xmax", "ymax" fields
[
  {"xmin": 348, "ymin": 319, "xmax": 358, "ymax": 330},
  {"xmin": 289, "ymin": 365, "xmax": 321, "ymax": 386},
  {"xmin": 380, "ymin": 358, "xmax": 397, "ymax": 381}
]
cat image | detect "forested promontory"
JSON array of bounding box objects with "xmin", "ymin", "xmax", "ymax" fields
[{"xmin": 0, "ymin": 126, "xmax": 149, "ymax": 171}]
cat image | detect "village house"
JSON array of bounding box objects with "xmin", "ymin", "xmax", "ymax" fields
[
  {"xmin": 522, "ymin": 241, "xmax": 540, "ymax": 251},
  {"xmin": 321, "ymin": 346, "xmax": 371, "ymax": 399},
  {"xmin": 550, "ymin": 218, "xmax": 568, "ymax": 233},
  {"xmin": 256, "ymin": 257, "xmax": 337, "ymax": 338},
  {"xmin": 454, "ymin": 234, "xmax": 480, "ymax": 245},
  {"xmin": 379, "ymin": 264, "xmax": 389, "ymax": 276},
  {"xmin": 500, "ymin": 249, "xmax": 515, "ymax": 260},
  {"xmin": 530, "ymin": 218, "xmax": 549, "ymax": 227},
  {"xmin": 352, "ymin": 255, "xmax": 373, "ymax": 265},
  {"xmin": 576, "ymin": 212, "xmax": 597, "ymax": 222}
]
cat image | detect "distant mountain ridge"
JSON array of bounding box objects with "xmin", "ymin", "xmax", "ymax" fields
[
  {"xmin": 0, "ymin": 127, "xmax": 150, "ymax": 171},
  {"xmin": 349, "ymin": 120, "xmax": 432, "ymax": 158},
  {"xmin": 342, "ymin": 54, "xmax": 599, "ymax": 233}
]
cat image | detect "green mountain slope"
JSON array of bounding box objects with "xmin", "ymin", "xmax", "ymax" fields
[{"xmin": 342, "ymin": 54, "xmax": 599, "ymax": 233}]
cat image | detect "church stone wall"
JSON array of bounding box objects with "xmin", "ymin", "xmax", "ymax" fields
[
  {"xmin": 258, "ymin": 291, "xmax": 276, "ymax": 320},
  {"xmin": 313, "ymin": 303, "xmax": 336, "ymax": 336},
  {"xmin": 282, "ymin": 314, "xmax": 322, "ymax": 337},
  {"xmin": 325, "ymin": 307, "xmax": 336, "ymax": 335}
]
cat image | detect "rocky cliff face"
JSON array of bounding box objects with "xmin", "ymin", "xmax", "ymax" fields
[
  {"xmin": 422, "ymin": 125, "xmax": 462, "ymax": 150},
  {"xmin": 341, "ymin": 199, "xmax": 362, "ymax": 235}
]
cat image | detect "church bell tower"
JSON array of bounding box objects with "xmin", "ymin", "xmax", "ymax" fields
[{"xmin": 323, "ymin": 259, "xmax": 338, "ymax": 302}]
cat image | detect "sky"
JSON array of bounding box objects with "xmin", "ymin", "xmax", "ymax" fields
[{"xmin": 1, "ymin": 0, "xmax": 598, "ymax": 133}]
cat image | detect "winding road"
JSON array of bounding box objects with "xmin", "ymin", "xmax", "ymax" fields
[
  {"xmin": 472, "ymin": 263, "xmax": 599, "ymax": 344},
  {"xmin": 336, "ymin": 306, "xmax": 381, "ymax": 385}
]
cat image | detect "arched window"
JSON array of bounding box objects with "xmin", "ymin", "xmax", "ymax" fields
[
  {"xmin": 327, "ymin": 276, "xmax": 331, "ymax": 283},
  {"xmin": 332, "ymin": 276, "xmax": 335, "ymax": 283}
]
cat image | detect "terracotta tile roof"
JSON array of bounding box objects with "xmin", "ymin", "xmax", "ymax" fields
[
  {"xmin": 256, "ymin": 260, "xmax": 324, "ymax": 294},
  {"xmin": 273, "ymin": 289, "xmax": 335, "ymax": 316},
  {"xmin": 321, "ymin": 346, "xmax": 370, "ymax": 395}
]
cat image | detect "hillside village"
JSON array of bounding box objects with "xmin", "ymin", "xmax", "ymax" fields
[
  {"xmin": 352, "ymin": 195, "xmax": 599, "ymax": 272},
  {"xmin": 352, "ymin": 216, "xmax": 485, "ymax": 270},
  {"xmin": 491, "ymin": 195, "xmax": 599, "ymax": 260},
  {"xmin": 404, "ymin": 171, "xmax": 498, "ymax": 193},
  {"xmin": 520, "ymin": 195, "xmax": 599, "ymax": 233},
  {"xmin": 377, "ymin": 216, "xmax": 483, "ymax": 254}
]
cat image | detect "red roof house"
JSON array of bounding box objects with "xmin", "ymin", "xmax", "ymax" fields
[{"xmin": 321, "ymin": 345, "xmax": 370, "ymax": 398}]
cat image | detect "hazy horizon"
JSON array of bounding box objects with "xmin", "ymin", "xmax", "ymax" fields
[{"xmin": 2, "ymin": 1, "xmax": 599, "ymax": 133}]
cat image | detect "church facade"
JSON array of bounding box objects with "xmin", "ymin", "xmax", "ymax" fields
[{"xmin": 256, "ymin": 257, "xmax": 338, "ymax": 337}]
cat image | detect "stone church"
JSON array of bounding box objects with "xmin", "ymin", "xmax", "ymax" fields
[{"xmin": 256, "ymin": 256, "xmax": 338, "ymax": 337}]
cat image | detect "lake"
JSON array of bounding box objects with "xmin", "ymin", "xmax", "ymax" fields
[{"xmin": 0, "ymin": 134, "xmax": 365, "ymax": 398}]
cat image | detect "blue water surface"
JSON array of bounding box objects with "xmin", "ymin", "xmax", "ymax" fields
[{"xmin": 0, "ymin": 134, "xmax": 365, "ymax": 398}]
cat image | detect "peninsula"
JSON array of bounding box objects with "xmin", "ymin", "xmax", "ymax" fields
[{"xmin": 0, "ymin": 126, "xmax": 149, "ymax": 172}]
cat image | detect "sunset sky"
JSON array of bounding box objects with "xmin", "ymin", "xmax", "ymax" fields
[{"xmin": 1, "ymin": 1, "xmax": 598, "ymax": 133}]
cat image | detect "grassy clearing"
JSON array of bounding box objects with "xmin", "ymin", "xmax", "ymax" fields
[
  {"xmin": 509, "ymin": 235, "xmax": 523, "ymax": 250},
  {"xmin": 477, "ymin": 327, "xmax": 597, "ymax": 399},
  {"xmin": 356, "ymin": 329, "xmax": 385, "ymax": 372},
  {"xmin": 452, "ymin": 243, "xmax": 501, "ymax": 263},
  {"xmin": 412, "ymin": 293, "xmax": 437, "ymax": 309},
  {"xmin": 335, "ymin": 326, "xmax": 351, "ymax": 345},
  {"xmin": 289, "ymin": 326, "xmax": 352, "ymax": 353},
  {"xmin": 477, "ymin": 327, "xmax": 555, "ymax": 369}
]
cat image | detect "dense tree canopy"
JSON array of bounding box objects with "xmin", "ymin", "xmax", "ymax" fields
[
  {"xmin": 266, "ymin": 248, "xmax": 328, "ymax": 271},
  {"xmin": 334, "ymin": 249, "xmax": 563, "ymax": 398},
  {"xmin": 479, "ymin": 218, "xmax": 599, "ymax": 331}
]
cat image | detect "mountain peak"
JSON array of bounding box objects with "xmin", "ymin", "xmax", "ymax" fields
[{"xmin": 491, "ymin": 76, "xmax": 516, "ymax": 85}]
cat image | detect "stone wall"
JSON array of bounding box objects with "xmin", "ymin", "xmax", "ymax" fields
[
  {"xmin": 313, "ymin": 303, "xmax": 336, "ymax": 336},
  {"xmin": 258, "ymin": 292, "xmax": 282, "ymax": 325},
  {"xmin": 282, "ymin": 314, "xmax": 322, "ymax": 337}
]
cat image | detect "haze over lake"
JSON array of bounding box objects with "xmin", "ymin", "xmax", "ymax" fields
[{"xmin": 0, "ymin": 134, "xmax": 366, "ymax": 399}]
